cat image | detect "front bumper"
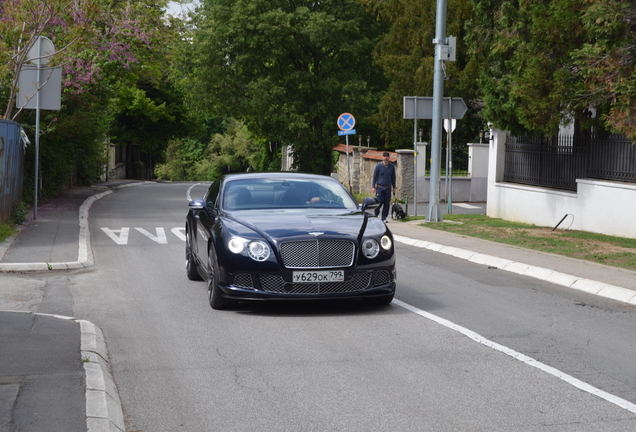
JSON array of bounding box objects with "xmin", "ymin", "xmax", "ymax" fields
[{"xmin": 218, "ymin": 267, "xmax": 396, "ymax": 301}]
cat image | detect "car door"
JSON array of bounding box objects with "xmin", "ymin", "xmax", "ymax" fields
[{"xmin": 195, "ymin": 180, "xmax": 220, "ymax": 271}]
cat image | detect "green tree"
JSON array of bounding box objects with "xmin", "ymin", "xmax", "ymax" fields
[
  {"xmin": 181, "ymin": 0, "xmax": 388, "ymax": 175},
  {"xmin": 156, "ymin": 119, "xmax": 267, "ymax": 181},
  {"xmin": 194, "ymin": 119, "xmax": 264, "ymax": 179},
  {"xmin": 1, "ymin": 0, "xmax": 173, "ymax": 199},
  {"xmin": 468, "ymin": 0, "xmax": 589, "ymax": 135},
  {"xmin": 467, "ymin": 0, "xmax": 636, "ymax": 139},
  {"xmin": 362, "ymin": 0, "xmax": 482, "ymax": 159},
  {"xmin": 108, "ymin": 1, "xmax": 200, "ymax": 171},
  {"xmin": 571, "ymin": 1, "xmax": 636, "ymax": 140}
]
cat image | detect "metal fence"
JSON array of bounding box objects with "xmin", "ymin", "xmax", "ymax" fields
[
  {"xmin": 587, "ymin": 133, "xmax": 636, "ymax": 183},
  {"xmin": 504, "ymin": 133, "xmax": 636, "ymax": 191},
  {"xmin": 0, "ymin": 120, "xmax": 25, "ymax": 221}
]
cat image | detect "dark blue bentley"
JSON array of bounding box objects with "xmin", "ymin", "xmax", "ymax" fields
[{"xmin": 185, "ymin": 172, "xmax": 396, "ymax": 310}]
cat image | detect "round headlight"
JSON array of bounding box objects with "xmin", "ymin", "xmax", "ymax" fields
[
  {"xmin": 381, "ymin": 235, "xmax": 392, "ymax": 250},
  {"xmin": 248, "ymin": 240, "xmax": 270, "ymax": 261},
  {"xmin": 361, "ymin": 238, "xmax": 380, "ymax": 259},
  {"xmin": 228, "ymin": 237, "xmax": 245, "ymax": 254}
]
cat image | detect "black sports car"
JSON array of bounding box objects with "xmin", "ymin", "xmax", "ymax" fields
[{"xmin": 185, "ymin": 172, "xmax": 396, "ymax": 309}]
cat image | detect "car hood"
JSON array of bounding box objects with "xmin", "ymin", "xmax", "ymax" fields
[{"xmin": 225, "ymin": 210, "xmax": 387, "ymax": 241}]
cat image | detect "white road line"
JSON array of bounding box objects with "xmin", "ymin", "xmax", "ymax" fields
[
  {"xmin": 393, "ymin": 299, "xmax": 636, "ymax": 414},
  {"xmin": 186, "ymin": 183, "xmax": 210, "ymax": 202}
]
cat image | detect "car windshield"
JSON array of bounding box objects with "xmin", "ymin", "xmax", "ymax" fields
[{"xmin": 222, "ymin": 178, "xmax": 358, "ymax": 211}]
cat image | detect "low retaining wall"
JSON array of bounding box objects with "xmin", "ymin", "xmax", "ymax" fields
[{"xmin": 487, "ymin": 129, "xmax": 636, "ymax": 239}]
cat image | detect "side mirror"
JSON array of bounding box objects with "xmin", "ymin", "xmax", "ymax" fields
[
  {"xmin": 361, "ymin": 196, "xmax": 379, "ymax": 212},
  {"xmin": 189, "ymin": 199, "xmax": 206, "ymax": 210},
  {"xmin": 189, "ymin": 199, "xmax": 215, "ymax": 218}
]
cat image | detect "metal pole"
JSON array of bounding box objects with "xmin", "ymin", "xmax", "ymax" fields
[
  {"xmin": 346, "ymin": 134, "xmax": 351, "ymax": 192},
  {"xmin": 445, "ymin": 124, "xmax": 449, "ymax": 203},
  {"xmin": 413, "ymin": 99, "xmax": 418, "ymax": 217},
  {"xmin": 447, "ymin": 127, "xmax": 453, "ymax": 213},
  {"xmin": 448, "ymin": 97, "xmax": 453, "ymax": 214},
  {"xmin": 34, "ymin": 37, "xmax": 42, "ymax": 220},
  {"xmin": 427, "ymin": 0, "xmax": 447, "ymax": 222}
]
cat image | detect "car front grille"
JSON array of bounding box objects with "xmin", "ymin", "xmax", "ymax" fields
[
  {"xmin": 373, "ymin": 270, "xmax": 391, "ymax": 286},
  {"xmin": 259, "ymin": 273, "xmax": 371, "ymax": 294},
  {"xmin": 280, "ymin": 240, "xmax": 355, "ymax": 268},
  {"xmin": 233, "ymin": 273, "xmax": 254, "ymax": 288}
]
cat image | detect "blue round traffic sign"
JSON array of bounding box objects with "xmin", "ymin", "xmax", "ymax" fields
[{"xmin": 337, "ymin": 113, "xmax": 355, "ymax": 131}]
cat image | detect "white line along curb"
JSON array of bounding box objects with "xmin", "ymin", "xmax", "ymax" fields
[
  {"xmin": 393, "ymin": 299, "xmax": 636, "ymax": 414},
  {"xmin": 393, "ymin": 234, "xmax": 636, "ymax": 306}
]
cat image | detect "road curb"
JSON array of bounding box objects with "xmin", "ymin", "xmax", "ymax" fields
[
  {"xmin": 0, "ymin": 190, "xmax": 110, "ymax": 273},
  {"xmin": 79, "ymin": 320, "xmax": 125, "ymax": 432},
  {"xmin": 1, "ymin": 311, "xmax": 124, "ymax": 432},
  {"xmin": 0, "ymin": 182, "xmax": 155, "ymax": 273}
]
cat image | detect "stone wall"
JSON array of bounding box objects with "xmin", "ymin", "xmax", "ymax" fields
[
  {"xmin": 333, "ymin": 145, "xmax": 414, "ymax": 200},
  {"xmin": 334, "ymin": 143, "xmax": 490, "ymax": 204}
]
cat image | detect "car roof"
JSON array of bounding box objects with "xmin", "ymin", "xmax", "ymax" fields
[{"xmin": 221, "ymin": 172, "xmax": 335, "ymax": 182}]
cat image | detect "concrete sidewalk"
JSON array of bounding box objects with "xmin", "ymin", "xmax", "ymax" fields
[
  {"xmin": 0, "ymin": 311, "xmax": 122, "ymax": 432},
  {"xmin": 389, "ymin": 219, "xmax": 636, "ymax": 305},
  {"xmin": 0, "ymin": 181, "xmax": 145, "ymax": 432},
  {"xmin": 1, "ymin": 183, "xmax": 635, "ymax": 432}
]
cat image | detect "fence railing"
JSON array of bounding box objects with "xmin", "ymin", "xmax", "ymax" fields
[
  {"xmin": 503, "ymin": 133, "xmax": 636, "ymax": 191},
  {"xmin": 0, "ymin": 120, "xmax": 25, "ymax": 221},
  {"xmin": 587, "ymin": 133, "xmax": 636, "ymax": 183}
]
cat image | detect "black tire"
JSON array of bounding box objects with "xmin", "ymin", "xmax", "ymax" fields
[
  {"xmin": 208, "ymin": 245, "xmax": 235, "ymax": 310},
  {"xmin": 363, "ymin": 292, "xmax": 394, "ymax": 306},
  {"xmin": 186, "ymin": 227, "xmax": 202, "ymax": 281}
]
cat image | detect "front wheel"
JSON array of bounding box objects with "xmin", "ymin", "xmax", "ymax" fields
[
  {"xmin": 186, "ymin": 227, "xmax": 202, "ymax": 281},
  {"xmin": 208, "ymin": 245, "xmax": 236, "ymax": 310}
]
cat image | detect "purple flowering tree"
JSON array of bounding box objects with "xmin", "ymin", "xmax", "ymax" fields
[{"xmin": 0, "ymin": 0, "xmax": 152, "ymax": 120}]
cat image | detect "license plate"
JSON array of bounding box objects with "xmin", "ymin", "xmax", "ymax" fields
[{"xmin": 292, "ymin": 270, "xmax": 344, "ymax": 283}]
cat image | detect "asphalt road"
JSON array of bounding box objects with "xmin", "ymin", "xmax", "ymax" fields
[{"xmin": 65, "ymin": 182, "xmax": 636, "ymax": 431}]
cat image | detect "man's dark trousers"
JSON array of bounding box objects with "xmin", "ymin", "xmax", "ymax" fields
[{"xmin": 375, "ymin": 187, "xmax": 391, "ymax": 221}]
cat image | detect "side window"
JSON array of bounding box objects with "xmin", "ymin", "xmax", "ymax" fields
[{"xmin": 205, "ymin": 180, "xmax": 221, "ymax": 209}]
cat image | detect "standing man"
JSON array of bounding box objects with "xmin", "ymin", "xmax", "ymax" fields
[{"xmin": 371, "ymin": 151, "xmax": 396, "ymax": 223}]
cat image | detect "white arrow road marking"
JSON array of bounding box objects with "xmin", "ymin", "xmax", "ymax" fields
[
  {"xmin": 134, "ymin": 227, "xmax": 168, "ymax": 244},
  {"xmin": 100, "ymin": 227, "xmax": 130, "ymax": 245},
  {"xmin": 171, "ymin": 227, "xmax": 186, "ymax": 241},
  {"xmin": 100, "ymin": 227, "xmax": 187, "ymax": 244}
]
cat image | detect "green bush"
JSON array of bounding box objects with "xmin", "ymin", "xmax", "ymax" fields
[
  {"xmin": 0, "ymin": 222, "xmax": 15, "ymax": 242},
  {"xmin": 11, "ymin": 201, "xmax": 29, "ymax": 225}
]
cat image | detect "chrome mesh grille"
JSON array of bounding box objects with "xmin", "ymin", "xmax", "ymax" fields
[
  {"xmin": 259, "ymin": 273, "xmax": 371, "ymax": 294},
  {"xmin": 280, "ymin": 240, "xmax": 355, "ymax": 268},
  {"xmin": 374, "ymin": 270, "xmax": 391, "ymax": 286},
  {"xmin": 233, "ymin": 273, "xmax": 254, "ymax": 288}
]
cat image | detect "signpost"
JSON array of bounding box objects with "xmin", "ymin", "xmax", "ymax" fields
[
  {"xmin": 444, "ymin": 107, "xmax": 457, "ymax": 213},
  {"xmin": 403, "ymin": 96, "xmax": 466, "ymax": 218},
  {"xmin": 16, "ymin": 36, "xmax": 61, "ymax": 219},
  {"xmin": 337, "ymin": 113, "xmax": 355, "ymax": 192},
  {"xmin": 403, "ymin": 96, "xmax": 467, "ymax": 120}
]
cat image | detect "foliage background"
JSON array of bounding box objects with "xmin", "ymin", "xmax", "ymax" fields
[{"xmin": 2, "ymin": 0, "xmax": 634, "ymax": 210}]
